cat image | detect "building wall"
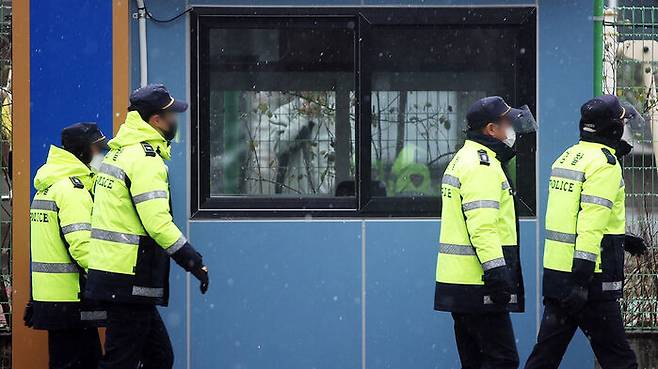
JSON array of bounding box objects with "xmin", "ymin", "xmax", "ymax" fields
[
  {"xmin": 30, "ymin": 1, "xmax": 113, "ymax": 187},
  {"xmin": 17, "ymin": 0, "xmax": 598, "ymax": 368}
]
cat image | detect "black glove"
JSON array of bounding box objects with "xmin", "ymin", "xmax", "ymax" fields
[
  {"xmin": 624, "ymin": 234, "xmax": 648, "ymax": 256},
  {"xmin": 483, "ymin": 266, "xmax": 513, "ymax": 305},
  {"xmin": 23, "ymin": 301, "xmax": 34, "ymax": 328},
  {"xmin": 560, "ymin": 285, "xmax": 588, "ymax": 314},
  {"xmin": 560, "ymin": 258, "xmax": 595, "ymax": 314},
  {"xmin": 171, "ymin": 242, "xmax": 208, "ymax": 294},
  {"xmin": 571, "ymin": 258, "xmax": 595, "ymax": 287},
  {"xmin": 192, "ymin": 266, "xmax": 209, "ymax": 294}
]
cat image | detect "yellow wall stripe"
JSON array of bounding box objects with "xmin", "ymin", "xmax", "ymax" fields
[
  {"xmin": 12, "ymin": 0, "xmax": 49, "ymax": 368},
  {"xmin": 113, "ymin": 0, "xmax": 130, "ymax": 133}
]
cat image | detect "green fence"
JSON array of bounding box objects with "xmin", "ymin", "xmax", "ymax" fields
[{"xmin": 604, "ymin": 5, "xmax": 658, "ymax": 332}]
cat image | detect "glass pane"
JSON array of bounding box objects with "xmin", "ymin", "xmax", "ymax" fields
[
  {"xmin": 371, "ymin": 90, "xmax": 486, "ymax": 197},
  {"xmin": 368, "ymin": 26, "xmax": 527, "ymax": 199},
  {"xmin": 205, "ymin": 23, "xmax": 355, "ymax": 198}
]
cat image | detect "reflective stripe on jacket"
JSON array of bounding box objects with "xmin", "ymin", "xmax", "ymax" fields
[
  {"xmin": 86, "ymin": 111, "xmax": 185, "ymax": 305},
  {"xmin": 543, "ymin": 140, "xmax": 625, "ymax": 301},
  {"xmin": 434, "ymin": 138, "xmax": 523, "ymax": 313}
]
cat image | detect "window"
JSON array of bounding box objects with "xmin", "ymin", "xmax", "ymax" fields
[{"xmin": 191, "ymin": 7, "xmax": 536, "ymax": 217}]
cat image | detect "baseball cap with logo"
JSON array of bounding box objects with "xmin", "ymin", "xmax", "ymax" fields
[
  {"xmin": 466, "ymin": 96, "xmax": 537, "ymax": 133},
  {"xmin": 579, "ymin": 94, "xmax": 639, "ymax": 135},
  {"xmin": 128, "ymin": 84, "xmax": 188, "ymax": 118}
]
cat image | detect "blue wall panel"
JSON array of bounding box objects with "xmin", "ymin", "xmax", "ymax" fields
[
  {"xmin": 364, "ymin": 0, "xmax": 533, "ymax": 4},
  {"xmin": 191, "ymin": 0, "xmax": 531, "ymax": 4},
  {"xmin": 365, "ymin": 220, "xmax": 538, "ymax": 369},
  {"xmin": 537, "ymin": 0, "xmax": 595, "ymax": 367},
  {"xmin": 365, "ymin": 220, "xmax": 458, "ymax": 369},
  {"xmin": 192, "ymin": 0, "xmax": 361, "ymax": 4},
  {"xmin": 189, "ymin": 221, "xmax": 362, "ymax": 369},
  {"xmin": 30, "ymin": 1, "xmax": 113, "ymax": 192}
]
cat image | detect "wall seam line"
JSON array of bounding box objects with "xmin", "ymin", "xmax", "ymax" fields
[{"xmin": 361, "ymin": 220, "xmax": 366, "ymax": 369}]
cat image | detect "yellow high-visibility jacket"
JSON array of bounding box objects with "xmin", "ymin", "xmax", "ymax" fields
[
  {"xmin": 543, "ymin": 140, "xmax": 625, "ymax": 301},
  {"xmin": 86, "ymin": 111, "xmax": 202, "ymax": 306},
  {"xmin": 434, "ymin": 136, "xmax": 523, "ymax": 313},
  {"xmin": 30, "ymin": 145, "xmax": 97, "ymax": 329}
]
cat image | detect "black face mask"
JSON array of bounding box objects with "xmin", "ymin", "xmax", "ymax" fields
[
  {"xmin": 616, "ymin": 139, "xmax": 633, "ymax": 159},
  {"xmin": 608, "ymin": 119, "xmax": 624, "ymax": 141},
  {"xmin": 161, "ymin": 118, "xmax": 178, "ymax": 142}
]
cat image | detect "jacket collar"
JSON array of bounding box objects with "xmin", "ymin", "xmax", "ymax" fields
[
  {"xmin": 465, "ymin": 131, "xmax": 516, "ymax": 163},
  {"xmin": 109, "ymin": 111, "xmax": 171, "ymax": 160},
  {"xmin": 579, "ymin": 131, "xmax": 632, "ymax": 158},
  {"xmin": 579, "ymin": 131, "xmax": 617, "ymax": 151},
  {"xmin": 33, "ymin": 146, "xmax": 93, "ymax": 191}
]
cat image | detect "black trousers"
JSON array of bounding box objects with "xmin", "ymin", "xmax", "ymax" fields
[
  {"xmin": 48, "ymin": 327, "xmax": 101, "ymax": 369},
  {"xmin": 451, "ymin": 312, "xmax": 520, "ymax": 369},
  {"xmin": 524, "ymin": 299, "xmax": 637, "ymax": 369},
  {"xmin": 98, "ymin": 304, "xmax": 173, "ymax": 369}
]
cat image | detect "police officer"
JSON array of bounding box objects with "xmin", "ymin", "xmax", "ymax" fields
[
  {"xmin": 26, "ymin": 122, "xmax": 108, "ymax": 369},
  {"xmin": 525, "ymin": 95, "xmax": 646, "ymax": 369},
  {"xmin": 435, "ymin": 96, "xmax": 535, "ymax": 369},
  {"xmin": 85, "ymin": 84, "xmax": 209, "ymax": 369},
  {"xmin": 434, "ymin": 96, "xmax": 536, "ymax": 369}
]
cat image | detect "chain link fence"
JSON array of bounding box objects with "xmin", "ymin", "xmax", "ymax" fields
[{"xmin": 604, "ymin": 5, "xmax": 658, "ymax": 332}]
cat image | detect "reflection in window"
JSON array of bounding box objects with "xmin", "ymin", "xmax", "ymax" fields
[
  {"xmin": 209, "ymin": 91, "xmax": 355, "ymax": 196},
  {"xmin": 193, "ymin": 8, "xmax": 536, "ymax": 216},
  {"xmin": 204, "ymin": 21, "xmax": 356, "ymax": 198},
  {"xmin": 367, "ymin": 25, "xmax": 523, "ymax": 200},
  {"xmin": 371, "ymin": 91, "xmax": 485, "ymax": 197}
]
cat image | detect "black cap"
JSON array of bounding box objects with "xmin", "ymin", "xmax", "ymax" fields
[
  {"xmin": 128, "ymin": 84, "xmax": 188, "ymax": 118},
  {"xmin": 580, "ymin": 94, "xmax": 629, "ymax": 134},
  {"xmin": 466, "ymin": 96, "xmax": 525, "ymax": 131},
  {"xmin": 61, "ymin": 122, "xmax": 109, "ymax": 163}
]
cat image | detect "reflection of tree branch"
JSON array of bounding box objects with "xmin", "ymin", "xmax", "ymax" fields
[
  {"xmin": 302, "ymin": 141, "xmax": 316, "ymax": 194},
  {"xmin": 243, "ymin": 177, "xmax": 302, "ymax": 194},
  {"xmin": 395, "ymin": 91, "xmax": 407, "ymax": 157},
  {"xmin": 428, "ymin": 151, "xmax": 457, "ymax": 166},
  {"xmin": 275, "ymin": 121, "xmax": 315, "ymax": 194},
  {"xmin": 377, "ymin": 93, "xmax": 401, "ymax": 114},
  {"xmin": 376, "ymin": 92, "xmax": 382, "ymax": 161},
  {"xmin": 287, "ymin": 91, "xmax": 337, "ymax": 113},
  {"xmin": 242, "ymin": 101, "xmax": 264, "ymax": 193},
  {"xmin": 376, "ymin": 113, "xmax": 448, "ymax": 126},
  {"xmin": 316, "ymin": 165, "xmax": 331, "ymax": 193}
]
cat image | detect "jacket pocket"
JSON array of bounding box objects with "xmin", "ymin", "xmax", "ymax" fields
[
  {"xmin": 134, "ymin": 237, "xmax": 156, "ymax": 286},
  {"xmin": 502, "ymin": 245, "xmax": 521, "ymax": 290},
  {"xmin": 134, "ymin": 237, "xmax": 168, "ymax": 289},
  {"xmin": 600, "ymin": 234, "xmax": 625, "ymax": 282}
]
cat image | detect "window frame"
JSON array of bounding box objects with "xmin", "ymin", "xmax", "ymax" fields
[{"xmin": 190, "ymin": 6, "xmax": 537, "ymax": 218}]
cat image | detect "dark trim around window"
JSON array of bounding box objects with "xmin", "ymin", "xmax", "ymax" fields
[{"xmin": 190, "ymin": 6, "xmax": 537, "ymax": 218}]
